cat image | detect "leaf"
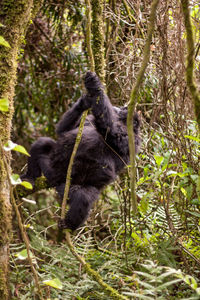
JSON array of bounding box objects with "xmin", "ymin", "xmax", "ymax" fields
[
  {"xmin": 21, "ymin": 181, "xmax": 33, "ymax": 190},
  {"xmin": 181, "ymin": 187, "xmax": 187, "ymax": 197},
  {"xmin": 0, "ymin": 98, "xmax": 9, "ymax": 112},
  {"xmin": 10, "ymin": 174, "xmax": 21, "ymax": 185},
  {"xmin": 10, "ymin": 174, "xmax": 32, "ymax": 189},
  {"xmin": 4, "ymin": 140, "xmax": 30, "ymax": 156},
  {"xmin": 0, "ymin": 36, "xmax": 10, "ymax": 48},
  {"xmin": 190, "ymin": 198, "xmax": 200, "ymax": 206},
  {"xmin": 13, "ymin": 144, "xmax": 30, "ymax": 156},
  {"xmin": 43, "ymin": 278, "xmax": 63, "ymax": 290},
  {"xmin": 185, "ymin": 210, "xmax": 200, "ymax": 218},
  {"xmin": 184, "ymin": 135, "xmax": 200, "ymax": 143},
  {"xmin": 15, "ymin": 249, "xmax": 33, "ymax": 260},
  {"xmin": 154, "ymin": 155, "xmax": 164, "ymax": 167},
  {"xmin": 155, "ymin": 279, "xmax": 182, "ymax": 290}
]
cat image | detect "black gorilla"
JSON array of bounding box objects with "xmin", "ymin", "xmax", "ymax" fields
[{"xmin": 22, "ymin": 72, "xmax": 141, "ymax": 230}]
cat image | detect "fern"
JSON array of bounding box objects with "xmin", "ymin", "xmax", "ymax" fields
[{"xmin": 122, "ymin": 260, "xmax": 200, "ymax": 299}]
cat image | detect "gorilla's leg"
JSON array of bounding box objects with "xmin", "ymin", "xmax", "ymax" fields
[
  {"xmin": 58, "ymin": 185, "xmax": 100, "ymax": 231},
  {"xmin": 21, "ymin": 137, "xmax": 56, "ymax": 184}
]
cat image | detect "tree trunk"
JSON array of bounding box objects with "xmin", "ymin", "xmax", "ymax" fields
[
  {"xmin": 0, "ymin": 1, "xmax": 40, "ymax": 298},
  {"xmin": 91, "ymin": 0, "xmax": 106, "ymax": 83}
]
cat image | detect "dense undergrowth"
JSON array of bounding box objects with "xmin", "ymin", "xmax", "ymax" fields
[{"xmin": 10, "ymin": 117, "xmax": 200, "ymax": 299}]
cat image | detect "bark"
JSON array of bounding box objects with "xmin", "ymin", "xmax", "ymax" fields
[
  {"xmin": 0, "ymin": 1, "xmax": 42, "ymax": 298},
  {"xmin": 91, "ymin": 0, "xmax": 106, "ymax": 83},
  {"xmin": 181, "ymin": 0, "xmax": 200, "ymax": 131}
]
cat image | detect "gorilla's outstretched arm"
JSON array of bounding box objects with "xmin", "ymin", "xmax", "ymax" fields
[
  {"xmin": 56, "ymin": 94, "xmax": 91, "ymax": 136},
  {"xmin": 84, "ymin": 72, "xmax": 117, "ymax": 138}
]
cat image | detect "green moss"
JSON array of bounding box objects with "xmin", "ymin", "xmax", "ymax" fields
[
  {"xmin": 0, "ymin": 1, "xmax": 37, "ymax": 298},
  {"xmin": 0, "ymin": 268, "xmax": 8, "ymax": 299},
  {"xmin": 91, "ymin": 0, "xmax": 105, "ymax": 83}
]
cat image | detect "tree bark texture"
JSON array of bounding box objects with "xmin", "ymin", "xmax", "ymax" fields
[
  {"xmin": 0, "ymin": 1, "xmax": 41, "ymax": 298},
  {"xmin": 91, "ymin": 0, "xmax": 106, "ymax": 83}
]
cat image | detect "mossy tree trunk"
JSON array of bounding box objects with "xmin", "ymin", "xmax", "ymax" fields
[
  {"xmin": 91, "ymin": 0, "xmax": 106, "ymax": 83},
  {"xmin": 0, "ymin": 1, "xmax": 42, "ymax": 298}
]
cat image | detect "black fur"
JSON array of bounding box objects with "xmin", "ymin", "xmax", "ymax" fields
[{"xmin": 22, "ymin": 72, "xmax": 141, "ymax": 231}]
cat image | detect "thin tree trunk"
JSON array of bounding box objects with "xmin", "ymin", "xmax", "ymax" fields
[
  {"xmin": 181, "ymin": 0, "xmax": 200, "ymax": 131},
  {"xmin": 127, "ymin": 0, "xmax": 159, "ymax": 215},
  {"xmin": 0, "ymin": 1, "xmax": 42, "ymax": 298},
  {"xmin": 91, "ymin": 0, "xmax": 106, "ymax": 83}
]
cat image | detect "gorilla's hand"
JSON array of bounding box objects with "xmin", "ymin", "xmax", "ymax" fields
[{"xmin": 84, "ymin": 71, "xmax": 103, "ymax": 96}]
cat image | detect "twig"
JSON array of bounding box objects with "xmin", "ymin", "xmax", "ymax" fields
[
  {"xmin": 61, "ymin": 110, "xmax": 88, "ymax": 219},
  {"xmin": 122, "ymin": 0, "xmax": 145, "ymax": 39},
  {"xmin": 85, "ymin": 0, "xmax": 95, "ymax": 71}
]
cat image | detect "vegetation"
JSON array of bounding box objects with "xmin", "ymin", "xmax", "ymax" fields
[{"xmin": 0, "ymin": 0, "xmax": 199, "ymax": 299}]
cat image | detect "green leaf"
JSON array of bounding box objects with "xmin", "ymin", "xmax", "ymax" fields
[
  {"xmin": 190, "ymin": 198, "xmax": 200, "ymax": 206},
  {"xmin": 181, "ymin": 187, "xmax": 187, "ymax": 197},
  {"xmin": 15, "ymin": 249, "xmax": 33, "ymax": 260},
  {"xmin": 13, "ymin": 144, "xmax": 30, "ymax": 156},
  {"xmin": 0, "ymin": 98, "xmax": 9, "ymax": 112},
  {"xmin": 10, "ymin": 174, "xmax": 32, "ymax": 189},
  {"xmin": 43, "ymin": 278, "xmax": 63, "ymax": 290},
  {"xmin": 185, "ymin": 210, "xmax": 200, "ymax": 218},
  {"xmin": 184, "ymin": 135, "xmax": 200, "ymax": 142},
  {"xmin": 10, "ymin": 174, "xmax": 21, "ymax": 185},
  {"xmin": 21, "ymin": 181, "xmax": 33, "ymax": 190},
  {"xmin": 154, "ymin": 155, "xmax": 164, "ymax": 167},
  {"xmin": 0, "ymin": 36, "xmax": 10, "ymax": 48},
  {"xmin": 4, "ymin": 140, "xmax": 30, "ymax": 156}
]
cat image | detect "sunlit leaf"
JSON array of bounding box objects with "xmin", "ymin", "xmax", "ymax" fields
[
  {"xmin": 181, "ymin": 187, "xmax": 187, "ymax": 197},
  {"xmin": 13, "ymin": 145, "xmax": 30, "ymax": 156},
  {"xmin": 0, "ymin": 36, "xmax": 10, "ymax": 48},
  {"xmin": 184, "ymin": 135, "xmax": 200, "ymax": 142},
  {"xmin": 43, "ymin": 278, "xmax": 63, "ymax": 290},
  {"xmin": 4, "ymin": 140, "xmax": 30, "ymax": 156},
  {"xmin": 20, "ymin": 181, "xmax": 33, "ymax": 190},
  {"xmin": 10, "ymin": 174, "xmax": 21, "ymax": 185},
  {"xmin": 0, "ymin": 98, "xmax": 9, "ymax": 112},
  {"xmin": 154, "ymin": 155, "xmax": 164, "ymax": 167},
  {"xmin": 15, "ymin": 249, "xmax": 33, "ymax": 260}
]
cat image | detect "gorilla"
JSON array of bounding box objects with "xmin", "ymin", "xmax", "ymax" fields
[{"xmin": 21, "ymin": 71, "xmax": 141, "ymax": 231}]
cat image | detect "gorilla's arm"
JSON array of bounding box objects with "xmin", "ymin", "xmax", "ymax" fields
[
  {"xmin": 84, "ymin": 72, "xmax": 117, "ymax": 138},
  {"xmin": 56, "ymin": 95, "xmax": 91, "ymax": 136}
]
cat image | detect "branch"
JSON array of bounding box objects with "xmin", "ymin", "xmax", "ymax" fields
[
  {"xmin": 61, "ymin": 111, "xmax": 88, "ymax": 219},
  {"xmin": 181, "ymin": 0, "xmax": 200, "ymax": 131},
  {"xmin": 85, "ymin": 0, "xmax": 95, "ymax": 71},
  {"xmin": 127, "ymin": 0, "xmax": 159, "ymax": 215},
  {"xmin": 122, "ymin": 0, "xmax": 145, "ymax": 39}
]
